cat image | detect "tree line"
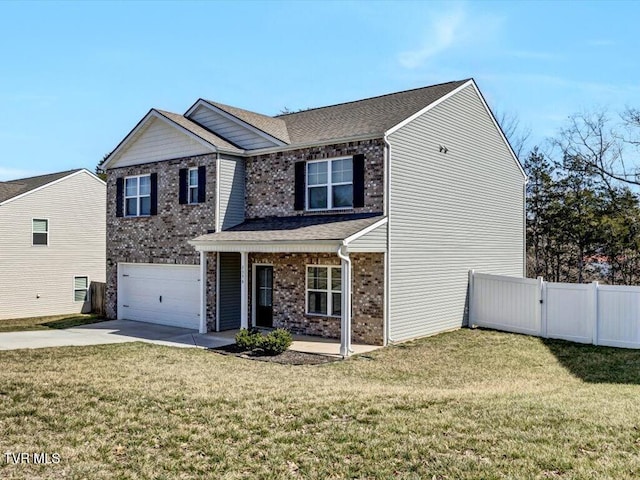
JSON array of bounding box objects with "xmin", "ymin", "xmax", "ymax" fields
[{"xmin": 519, "ymin": 109, "xmax": 640, "ymax": 284}]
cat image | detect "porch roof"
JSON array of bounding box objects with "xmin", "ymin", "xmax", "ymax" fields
[{"xmin": 189, "ymin": 213, "xmax": 386, "ymax": 253}]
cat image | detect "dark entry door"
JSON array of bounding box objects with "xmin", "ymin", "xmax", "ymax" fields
[{"xmin": 255, "ymin": 266, "xmax": 273, "ymax": 327}]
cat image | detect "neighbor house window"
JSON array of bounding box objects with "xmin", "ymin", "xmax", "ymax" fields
[
  {"xmin": 306, "ymin": 266, "xmax": 341, "ymax": 316},
  {"xmin": 74, "ymin": 276, "xmax": 89, "ymax": 302},
  {"xmin": 307, "ymin": 158, "xmax": 353, "ymax": 210},
  {"xmin": 125, "ymin": 175, "xmax": 151, "ymax": 216},
  {"xmin": 188, "ymin": 167, "xmax": 199, "ymax": 204},
  {"xmin": 32, "ymin": 219, "xmax": 48, "ymax": 246}
]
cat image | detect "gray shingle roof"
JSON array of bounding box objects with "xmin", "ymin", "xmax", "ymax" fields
[
  {"xmin": 276, "ymin": 79, "xmax": 468, "ymax": 144},
  {"xmin": 204, "ymin": 101, "xmax": 291, "ymax": 144},
  {"xmin": 192, "ymin": 213, "xmax": 384, "ymax": 243},
  {"xmin": 0, "ymin": 169, "xmax": 83, "ymax": 203},
  {"xmin": 155, "ymin": 110, "xmax": 244, "ymax": 153}
]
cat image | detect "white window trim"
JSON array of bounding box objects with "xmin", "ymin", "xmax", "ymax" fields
[
  {"xmin": 306, "ymin": 157, "xmax": 353, "ymax": 211},
  {"xmin": 305, "ymin": 265, "xmax": 342, "ymax": 317},
  {"xmin": 73, "ymin": 275, "xmax": 90, "ymax": 303},
  {"xmin": 188, "ymin": 167, "xmax": 199, "ymax": 205},
  {"xmin": 32, "ymin": 218, "xmax": 49, "ymax": 247},
  {"xmin": 124, "ymin": 174, "xmax": 151, "ymax": 217}
]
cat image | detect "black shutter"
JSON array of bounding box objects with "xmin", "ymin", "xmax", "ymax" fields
[
  {"xmin": 197, "ymin": 166, "xmax": 206, "ymax": 203},
  {"xmin": 294, "ymin": 161, "xmax": 306, "ymax": 211},
  {"xmin": 115, "ymin": 177, "xmax": 124, "ymax": 217},
  {"xmin": 353, "ymin": 154, "xmax": 365, "ymax": 208},
  {"xmin": 178, "ymin": 168, "xmax": 188, "ymax": 204},
  {"xmin": 150, "ymin": 173, "xmax": 158, "ymax": 215}
]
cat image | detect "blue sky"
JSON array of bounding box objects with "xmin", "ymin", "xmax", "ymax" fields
[{"xmin": 0, "ymin": 0, "xmax": 638, "ymax": 180}]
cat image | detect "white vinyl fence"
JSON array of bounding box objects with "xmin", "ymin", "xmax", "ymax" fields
[{"xmin": 469, "ymin": 270, "xmax": 640, "ymax": 349}]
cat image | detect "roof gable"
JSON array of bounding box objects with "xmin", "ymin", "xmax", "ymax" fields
[
  {"xmin": 0, "ymin": 169, "xmax": 100, "ymax": 205},
  {"xmin": 101, "ymin": 109, "xmax": 243, "ymax": 170},
  {"xmin": 185, "ymin": 99, "xmax": 289, "ymax": 148}
]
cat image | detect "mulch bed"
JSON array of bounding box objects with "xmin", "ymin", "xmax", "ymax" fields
[{"xmin": 208, "ymin": 343, "xmax": 341, "ymax": 365}]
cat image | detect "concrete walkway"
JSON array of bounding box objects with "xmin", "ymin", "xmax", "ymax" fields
[{"xmin": 0, "ymin": 319, "xmax": 382, "ymax": 357}]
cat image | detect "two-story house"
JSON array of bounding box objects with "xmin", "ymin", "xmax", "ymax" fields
[
  {"xmin": 100, "ymin": 79, "xmax": 526, "ymax": 355},
  {"xmin": 0, "ymin": 169, "xmax": 106, "ymax": 320}
]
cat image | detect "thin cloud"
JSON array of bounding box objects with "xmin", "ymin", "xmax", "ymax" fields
[
  {"xmin": 398, "ymin": 6, "xmax": 503, "ymax": 69},
  {"xmin": 506, "ymin": 50, "xmax": 561, "ymax": 61},
  {"xmin": 587, "ymin": 39, "xmax": 615, "ymax": 47}
]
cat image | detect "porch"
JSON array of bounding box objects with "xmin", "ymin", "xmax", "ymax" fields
[{"xmin": 188, "ymin": 213, "xmax": 389, "ymax": 356}]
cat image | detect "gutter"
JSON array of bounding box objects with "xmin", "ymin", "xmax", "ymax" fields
[{"xmin": 337, "ymin": 242, "xmax": 352, "ymax": 357}]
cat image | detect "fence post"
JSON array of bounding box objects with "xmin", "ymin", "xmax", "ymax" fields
[
  {"xmin": 468, "ymin": 269, "xmax": 475, "ymax": 328},
  {"xmin": 592, "ymin": 281, "xmax": 599, "ymax": 346},
  {"xmin": 538, "ymin": 276, "xmax": 546, "ymax": 338}
]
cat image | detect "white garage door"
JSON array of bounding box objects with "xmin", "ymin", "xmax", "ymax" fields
[{"xmin": 118, "ymin": 263, "xmax": 200, "ymax": 330}]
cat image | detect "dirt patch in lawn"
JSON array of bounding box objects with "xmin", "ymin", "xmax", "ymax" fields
[{"xmin": 209, "ymin": 343, "xmax": 340, "ymax": 365}]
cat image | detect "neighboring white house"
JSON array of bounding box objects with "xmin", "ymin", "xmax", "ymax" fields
[{"xmin": 0, "ymin": 169, "xmax": 106, "ymax": 320}]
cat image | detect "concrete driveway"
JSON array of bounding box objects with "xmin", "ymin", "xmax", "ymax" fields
[{"xmin": 0, "ymin": 319, "xmax": 235, "ymax": 351}]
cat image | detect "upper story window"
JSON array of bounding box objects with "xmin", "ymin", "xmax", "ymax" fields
[
  {"xmin": 32, "ymin": 219, "xmax": 48, "ymax": 246},
  {"xmin": 307, "ymin": 158, "xmax": 353, "ymax": 210},
  {"xmin": 179, "ymin": 166, "xmax": 206, "ymax": 205},
  {"xmin": 125, "ymin": 174, "xmax": 151, "ymax": 217},
  {"xmin": 188, "ymin": 168, "xmax": 199, "ymax": 204}
]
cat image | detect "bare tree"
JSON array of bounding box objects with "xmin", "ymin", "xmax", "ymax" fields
[
  {"xmin": 553, "ymin": 109, "xmax": 635, "ymax": 191},
  {"xmin": 495, "ymin": 110, "xmax": 532, "ymax": 161}
]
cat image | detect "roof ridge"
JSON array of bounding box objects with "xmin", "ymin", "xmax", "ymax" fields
[
  {"xmin": 5, "ymin": 168, "xmax": 82, "ymax": 184},
  {"xmin": 274, "ymin": 79, "xmax": 471, "ymax": 118}
]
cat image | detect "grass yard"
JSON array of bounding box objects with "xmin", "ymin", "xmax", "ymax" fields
[
  {"xmin": 1, "ymin": 329, "xmax": 640, "ymax": 479},
  {"xmin": 0, "ymin": 314, "xmax": 104, "ymax": 332}
]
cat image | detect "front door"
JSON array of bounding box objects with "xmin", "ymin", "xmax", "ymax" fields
[{"xmin": 255, "ymin": 266, "xmax": 273, "ymax": 327}]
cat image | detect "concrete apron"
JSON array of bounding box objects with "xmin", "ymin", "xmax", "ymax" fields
[{"xmin": 0, "ymin": 319, "xmax": 382, "ymax": 356}]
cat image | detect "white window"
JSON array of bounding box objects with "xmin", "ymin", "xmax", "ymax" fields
[
  {"xmin": 188, "ymin": 168, "xmax": 199, "ymax": 204},
  {"xmin": 74, "ymin": 276, "xmax": 89, "ymax": 302},
  {"xmin": 125, "ymin": 175, "xmax": 151, "ymax": 216},
  {"xmin": 307, "ymin": 158, "xmax": 353, "ymax": 210},
  {"xmin": 306, "ymin": 266, "xmax": 341, "ymax": 317},
  {"xmin": 32, "ymin": 219, "xmax": 48, "ymax": 246}
]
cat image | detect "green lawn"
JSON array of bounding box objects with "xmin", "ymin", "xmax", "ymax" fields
[
  {"xmin": 1, "ymin": 329, "xmax": 640, "ymax": 479},
  {"xmin": 0, "ymin": 313, "xmax": 104, "ymax": 332}
]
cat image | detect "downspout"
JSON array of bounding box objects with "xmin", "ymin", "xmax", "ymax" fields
[
  {"xmin": 383, "ymin": 135, "xmax": 392, "ymax": 346},
  {"xmin": 337, "ymin": 243, "xmax": 352, "ymax": 357},
  {"xmin": 215, "ymin": 152, "xmax": 221, "ymax": 232}
]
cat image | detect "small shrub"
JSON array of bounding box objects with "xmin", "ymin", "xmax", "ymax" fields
[
  {"xmin": 234, "ymin": 328, "xmax": 292, "ymax": 356},
  {"xmin": 235, "ymin": 328, "xmax": 262, "ymax": 351},
  {"xmin": 261, "ymin": 329, "xmax": 293, "ymax": 356}
]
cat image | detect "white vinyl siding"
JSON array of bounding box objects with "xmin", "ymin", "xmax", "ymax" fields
[
  {"xmin": 110, "ymin": 117, "xmax": 211, "ymax": 168},
  {"xmin": 32, "ymin": 218, "xmax": 48, "ymax": 246},
  {"xmin": 0, "ymin": 171, "xmax": 106, "ymax": 320},
  {"xmin": 348, "ymin": 222, "xmax": 388, "ymax": 252},
  {"xmin": 188, "ymin": 105, "xmax": 278, "ymax": 150},
  {"xmin": 387, "ymin": 84, "xmax": 525, "ymax": 342},
  {"xmin": 306, "ymin": 266, "xmax": 341, "ymax": 317},
  {"xmin": 74, "ymin": 276, "xmax": 89, "ymax": 302},
  {"xmin": 218, "ymin": 156, "xmax": 246, "ymax": 230}
]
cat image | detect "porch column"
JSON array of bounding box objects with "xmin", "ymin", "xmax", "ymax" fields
[
  {"xmin": 199, "ymin": 251, "xmax": 207, "ymax": 334},
  {"xmin": 338, "ymin": 247, "xmax": 352, "ymax": 357},
  {"xmin": 240, "ymin": 251, "xmax": 249, "ymax": 329}
]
